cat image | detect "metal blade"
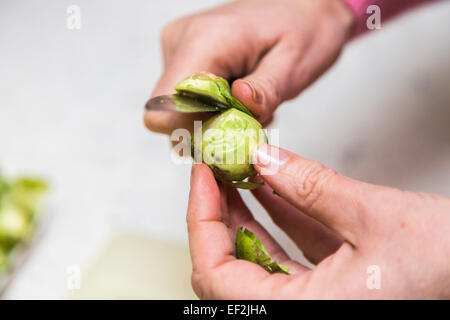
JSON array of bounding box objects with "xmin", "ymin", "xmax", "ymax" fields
[{"xmin": 145, "ymin": 94, "xmax": 229, "ymax": 113}]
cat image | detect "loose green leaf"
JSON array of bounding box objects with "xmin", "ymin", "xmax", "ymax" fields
[{"xmin": 235, "ymin": 227, "xmax": 289, "ymax": 274}]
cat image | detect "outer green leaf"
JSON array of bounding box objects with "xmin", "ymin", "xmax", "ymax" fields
[
  {"xmin": 172, "ymin": 94, "xmax": 222, "ymax": 113},
  {"xmin": 175, "ymin": 72, "xmax": 252, "ymax": 116},
  {"xmin": 235, "ymin": 227, "xmax": 289, "ymax": 274},
  {"xmin": 175, "ymin": 72, "xmax": 229, "ymax": 106}
]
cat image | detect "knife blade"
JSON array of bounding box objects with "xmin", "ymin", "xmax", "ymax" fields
[{"xmin": 145, "ymin": 94, "xmax": 229, "ymax": 113}]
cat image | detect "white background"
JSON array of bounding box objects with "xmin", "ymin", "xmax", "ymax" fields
[{"xmin": 0, "ymin": 0, "xmax": 449, "ymax": 298}]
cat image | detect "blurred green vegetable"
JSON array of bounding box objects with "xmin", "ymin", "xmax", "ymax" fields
[
  {"xmin": 0, "ymin": 172, "xmax": 47, "ymax": 272},
  {"xmin": 174, "ymin": 72, "xmax": 267, "ymax": 189},
  {"xmin": 235, "ymin": 227, "xmax": 289, "ymax": 274}
]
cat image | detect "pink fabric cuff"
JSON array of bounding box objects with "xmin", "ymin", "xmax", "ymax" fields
[{"xmin": 342, "ymin": 0, "xmax": 435, "ymax": 36}]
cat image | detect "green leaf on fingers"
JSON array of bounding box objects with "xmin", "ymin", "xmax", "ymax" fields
[{"xmin": 235, "ymin": 227, "xmax": 289, "ymax": 274}]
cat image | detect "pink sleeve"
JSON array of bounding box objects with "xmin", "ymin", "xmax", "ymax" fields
[{"xmin": 343, "ymin": 0, "xmax": 435, "ymax": 35}]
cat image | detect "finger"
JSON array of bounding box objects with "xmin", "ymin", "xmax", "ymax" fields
[
  {"xmin": 144, "ymin": 46, "xmax": 229, "ymax": 134},
  {"xmin": 251, "ymin": 178, "xmax": 343, "ymax": 264},
  {"xmin": 253, "ymin": 144, "xmax": 381, "ymax": 244},
  {"xmin": 187, "ymin": 164, "xmax": 291, "ymax": 299},
  {"xmin": 225, "ymin": 187, "xmax": 308, "ymax": 274},
  {"xmin": 231, "ymin": 37, "xmax": 307, "ymax": 123},
  {"xmin": 187, "ymin": 163, "xmax": 235, "ymax": 273}
]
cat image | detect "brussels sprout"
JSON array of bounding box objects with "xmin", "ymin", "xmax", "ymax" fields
[
  {"xmin": 10, "ymin": 178, "xmax": 48, "ymax": 215},
  {"xmin": 0, "ymin": 173, "xmax": 47, "ymax": 273},
  {"xmin": 175, "ymin": 71, "xmax": 252, "ymax": 116},
  {"xmin": 174, "ymin": 72, "xmax": 266, "ymax": 189},
  {"xmin": 0, "ymin": 199, "xmax": 31, "ymax": 245},
  {"xmin": 0, "ymin": 246, "xmax": 7, "ymax": 272},
  {"xmin": 193, "ymin": 108, "xmax": 267, "ymax": 187},
  {"xmin": 235, "ymin": 227, "xmax": 289, "ymax": 274}
]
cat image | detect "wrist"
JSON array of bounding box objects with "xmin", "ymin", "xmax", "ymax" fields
[
  {"xmin": 333, "ymin": 0, "xmax": 358, "ymax": 40},
  {"xmin": 282, "ymin": 0, "xmax": 357, "ymax": 41}
]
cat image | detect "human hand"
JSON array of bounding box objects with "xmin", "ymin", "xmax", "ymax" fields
[
  {"xmin": 145, "ymin": 0, "xmax": 355, "ymax": 134},
  {"xmin": 187, "ymin": 145, "xmax": 450, "ymax": 299}
]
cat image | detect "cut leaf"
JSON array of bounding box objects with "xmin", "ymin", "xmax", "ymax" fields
[
  {"xmin": 175, "ymin": 72, "xmax": 253, "ymax": 116},
  {"xmin": 175, "ymin": 72, "xmax": 230, "ymax": 106},
  {"xmin": 222, "ymin": 91, "xmax": 252, "ymax": 116},
  {"xmin": 235, "ymin": 227, "xmax": 289, "ymax": 274},
  {"xmin": 172, "ymin": 94, "xmax": 222, "ymax": 113}
]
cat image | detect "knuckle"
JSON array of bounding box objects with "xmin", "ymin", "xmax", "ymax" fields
[
  {"xmin": 161, "ymin": 17, "xmax": 188, "ymax": 49},
  {"xmin": 184, "ymin": 16, "xmax": 214, "ymax": 36},
  {"xmin": 161, "ymin": 21, "xmax": 177, "ymax": 46},
  {"xmin": 185, "ymin": 14, "xmax": 237, "ymax": 39},
  {"xmin": 293, "ymin": 162, "xmax": 337, "ymax": 211},
  {"xmin": 259, "ymin": 75, "xmax": 281, "ymax": 107}
]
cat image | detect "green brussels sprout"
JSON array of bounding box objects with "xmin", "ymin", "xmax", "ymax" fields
[
  {"xmin": 235, "ymin": 227, "xmax": 289, "ymax": 274},
  {"xmin": 0, "ymin": 173, "xmax": 47, "ymax": 272},
  {"xmin": 0, "ymin": 246, "xmax": 6, "ymax": 270},
  {"xmin": 9, "ymin": 178, "xmax": 48, "ymax": 215},
  {"xmin": 0, "ymin": 199, "xmax": 31, "ymax": 245},
  {"xmin": 175, "ymin": 72, "xmax": 229, "ymax": 106},
  {"xmin": 174, "ymin": 72, "xmax": 266, "ymax": 189},
  {"xmin": 175, "ymin": 71, "xmax": 252, "ymax": 116},
  {"xmin": 193, "ymin": 108, "xmax": 267, "ymax": 187}
]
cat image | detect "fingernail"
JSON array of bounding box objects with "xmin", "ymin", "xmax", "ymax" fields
[
  {"xmin": 253, "ymin": 144, "xmax": 290, "ymax": 174},
  {"xmin": 241, "ymin": 79, "xmax": 263, "ymax": 105}
]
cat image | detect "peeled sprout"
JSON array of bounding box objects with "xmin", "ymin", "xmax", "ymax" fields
[{"xmin": 174, "ymin": 72, "xmax": 267, "ymax": 189}]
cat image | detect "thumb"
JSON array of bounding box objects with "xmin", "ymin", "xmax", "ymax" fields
[
  {"xmin": 231, "ymin": 39, "xmax": 306, "ymax": 123},
  {"xmin": 252, "ymin": 144, "xmax": 392, "ymax": 244}
]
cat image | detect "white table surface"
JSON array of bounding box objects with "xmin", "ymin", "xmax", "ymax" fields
[{"xmin": 1, "ymin": 0, "xmax": 449, "ymax": 299}]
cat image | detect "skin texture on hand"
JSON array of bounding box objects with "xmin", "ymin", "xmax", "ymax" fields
[
  {"xmin": 187, "ymin": 145, "xmax": 450, "ymax": 299},
  {"xmin": 144, "ymin": 0, "xmax": 355, "ymax": 134}
]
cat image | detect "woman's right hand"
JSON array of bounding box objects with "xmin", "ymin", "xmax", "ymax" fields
[{"xmin": 144, "ymin": 0, "xmax": 355, "ymax": 134}]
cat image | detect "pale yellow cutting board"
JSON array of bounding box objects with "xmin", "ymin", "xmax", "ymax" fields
[{"xmin": 69, "ymin": 234, "xmax": 197, "ymax": 299}]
